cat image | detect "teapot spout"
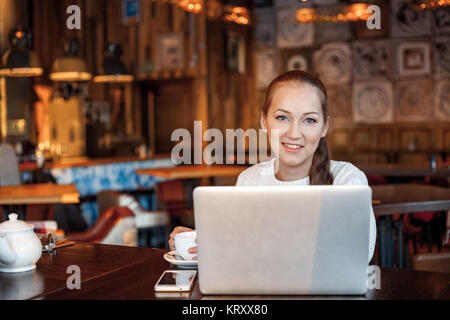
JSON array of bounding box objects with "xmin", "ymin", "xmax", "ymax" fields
[{"xmin": 0, "ymin": 233, "xmax": 17, "ymax": 265}]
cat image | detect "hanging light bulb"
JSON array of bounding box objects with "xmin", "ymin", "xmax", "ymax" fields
[
  {"xmin": 223, "ymin": 5, "xmax": 250, "ymax": 25},
  {"xmin": 177, "ymin": 0, "xmax": 203, "ymax": 14},
  {"xmin": 93, "ymin": 42, "xmax": 134, "ymax": 84},
  {"xmin": 49, "ymin": 37, "xmax": 92, "ymax": 82},
  {"xmin": 0, "ymin": 27, "xmax": 43, "ymax": 77}
]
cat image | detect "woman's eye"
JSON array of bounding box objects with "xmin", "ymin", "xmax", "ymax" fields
[
  {"xmin": 304, "ymin": 118, "xmax": 317, "ymax": 124},
  {"xmin": 276, "ymin": 115, "xmax": 288, "ymax": 121}
]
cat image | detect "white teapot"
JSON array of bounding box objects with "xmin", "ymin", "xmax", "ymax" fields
[{"xmin": 0, "ymin": 213, "xmax": 42, "ymax": 273}]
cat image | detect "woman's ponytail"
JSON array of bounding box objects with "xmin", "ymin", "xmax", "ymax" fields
[{"xmin": 309, "ymin": 138, "xmax": 333, "ymax": 185}]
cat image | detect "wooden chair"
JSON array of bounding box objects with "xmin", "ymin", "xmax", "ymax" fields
[
  {"xmin": 97, "ymin": 190, "xmax": 170, "ymax": 247},
  {"xmin": 67, "ymin": 207, "xmax": 134, "ymax": 244},
  {"xmin": 155, "ymin": 180, "xmax": 195, "ymax": 228}
]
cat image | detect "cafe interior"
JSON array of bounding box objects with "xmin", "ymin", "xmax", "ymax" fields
[{"xmin": 0, "ymin": 0, "xmax": 449, "ymax": 300}]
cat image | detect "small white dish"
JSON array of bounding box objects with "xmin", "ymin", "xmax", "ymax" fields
[{"xmin": 163, "ymin": 250, "xmax": 198, "ymax": 269}]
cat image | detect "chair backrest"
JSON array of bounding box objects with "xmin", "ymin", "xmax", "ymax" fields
[
  {"xmin": 155, "ymin": 180, "xmax": 192, "ymax": 216},
  {"xmin": 412, "ymin": 252, "xmax": 450, "ymax": 273},
  {"xmin": 67, "ymin": 207, "xmax": 134, "ymax": 243},
  {"xmin": 97, "ymin": 190, "xmax": 122, "ymax": 216}
]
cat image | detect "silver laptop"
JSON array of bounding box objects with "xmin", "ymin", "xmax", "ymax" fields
[{"xmin": 193, "ymin": 186, "xmax": 372, "ymax": 295}]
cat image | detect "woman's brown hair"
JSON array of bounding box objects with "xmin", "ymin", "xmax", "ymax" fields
[{"xmin": 261, "ymin": 70, "xmax": 334, "ymax": 185}]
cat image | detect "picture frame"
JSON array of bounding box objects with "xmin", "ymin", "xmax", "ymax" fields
[
  {"xmin": 395, "ymin": 41, "xmax": 431, "ymax": 78},
  {"xmin": 122, "ymin": 0, "xmax": 141, "ymax": 26},
  {"xmin": 156, "ymin": 33, "xmax": 185, "ymax": 72}
]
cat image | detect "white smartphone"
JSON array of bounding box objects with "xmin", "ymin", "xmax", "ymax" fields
[{"xmin": 154, "ymin": 270, "xmax": 197, "ymax": 292}]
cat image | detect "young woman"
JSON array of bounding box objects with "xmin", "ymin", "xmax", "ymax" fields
[{"xmin": 169, "ymin": 70, "xmax": 376, "ymax": 262}]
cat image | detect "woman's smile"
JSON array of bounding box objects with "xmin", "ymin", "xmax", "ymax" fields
[{"xmin": 281, "ymin": 142, "xmax": 304, "ymax": 153}]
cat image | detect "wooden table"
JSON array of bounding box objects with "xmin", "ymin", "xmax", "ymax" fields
[
  {"xmin": 360, "ymin": 164, "xmax": 449, "ymax": 178},
  {"xmin": 136, "ymin": 164, "xmax": 248, "ymax": 179},
  {"xmin": 1, "ymin": 242, "xmax": 448, "ymax": 300},
  {"xmin": 0, "ymin": 183, "xmax": 79, "ymax": 221},
  {"xmin": 372, "ymin": 184, "xmax": 450, "ymax": 268},
  {"xmin": 0, "ymin": 184, "xmax": 80, "ymax": 205}
]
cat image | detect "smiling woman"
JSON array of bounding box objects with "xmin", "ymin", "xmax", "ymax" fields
[
  {"xmin": 170, "ymin": 70, "xmax": 377, "ymax": 263},
  {"xmin": 235, "ymin": 70, "xmax": 376, "ymax": 262},
  {"xmin": 260, "ymin": 71, "xmax": 331, "ymax": 184}
]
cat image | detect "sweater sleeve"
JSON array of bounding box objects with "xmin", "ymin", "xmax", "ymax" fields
[{"xmin": 333, "ymin": 163, "xmax": 377, "ymax": 263}]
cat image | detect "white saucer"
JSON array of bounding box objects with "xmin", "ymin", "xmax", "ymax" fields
[{"xmin": 163, "ymin": 251, "xmax": 198, "ymax": 269}]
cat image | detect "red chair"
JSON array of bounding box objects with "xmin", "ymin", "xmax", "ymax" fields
[{"xmin": 67, "ymin": 207, "xmax": 134, "ymax": 243}]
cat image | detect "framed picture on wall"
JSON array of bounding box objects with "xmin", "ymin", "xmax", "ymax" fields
[
  {"xmin": 395, "ymin": 41, "xmax": 431, "ymax": 78},
  {"xmin": 122, "ymin": 0, "xmax": 141, "ymax": 26},
  {"xmin": 156, "ymin": 33, "xmax": 184, "ymax": 71}
]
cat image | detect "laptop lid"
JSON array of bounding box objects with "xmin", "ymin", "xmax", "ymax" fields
[{"xmin": 193, "ymin": 185, "xmax": 371, "ymax": 295}]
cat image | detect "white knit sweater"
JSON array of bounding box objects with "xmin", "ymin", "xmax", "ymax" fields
[{"xmin": 236, "ymin": 158, "xmax": 376, "ymax": 262}]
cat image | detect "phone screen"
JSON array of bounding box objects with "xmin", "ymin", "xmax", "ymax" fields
[{"xmin": 155, "ymin": 270, "xmax": 196, "ymax": 289}]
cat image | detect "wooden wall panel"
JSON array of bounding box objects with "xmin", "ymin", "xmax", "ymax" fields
[
  {"xmin": 377, "ymin": 129, "xmax": 396, "ymax": 151},
  {"xmin": 399, "ymin": 129, "xmax": 432, "ymax": 152},
  {"xmin": 353, "ymin": 128, "xmax": 371, "ymax": 151},
  {"xmin": 443, "ymin": 129, "xmax": 450, "ymax": 150},
  {"xmin": 332, "ymin": 128, "xmax": 350, "ymax": 149},
  {"xmin": 152, "ymin": 82, "xmax": 194, "ymax": 154}
]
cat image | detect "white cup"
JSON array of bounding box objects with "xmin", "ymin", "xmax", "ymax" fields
[{"xmin": 174, "ymin": 231, "xmax": 197, "ymax": 261}]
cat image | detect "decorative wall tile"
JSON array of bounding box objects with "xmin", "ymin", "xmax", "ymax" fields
[
  {"xmin": 395, "ymin": 80, "xmax": 433, "ymax": 122},
  {"xmin": 352, "ymin": 81, "xmax": 394, "ymax": 124}
]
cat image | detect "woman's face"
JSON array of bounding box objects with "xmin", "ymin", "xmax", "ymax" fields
[{"xmin": 261, "ymin": 82, "xmax": 329, "ymax": 170}]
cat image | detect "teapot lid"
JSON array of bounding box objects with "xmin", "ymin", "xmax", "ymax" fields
[{"xmin": 0, "ymin": 213, "xmax": 33, "ymax": 232}]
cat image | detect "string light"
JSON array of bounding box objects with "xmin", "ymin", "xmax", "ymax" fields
[
  {"xmin": 158, "ymin": 0, "xmax": 251, "ymax": 25},
  {"xmin": 411, "ymin": 0, "xmax": 450, "ymax": 10},
  {"xmin": 297, "ymin": 3, "xmax": 371, "ymax": 24}
]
